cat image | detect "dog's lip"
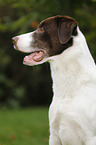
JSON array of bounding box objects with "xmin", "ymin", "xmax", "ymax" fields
[{"xmin": 23, "ymin": 50, "xmax": 45, "ymax": 65}]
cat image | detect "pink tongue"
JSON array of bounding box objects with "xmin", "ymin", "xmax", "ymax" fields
[{"xmin": 26, "ymin": 51, "xmax": 45, "ymax": 62}]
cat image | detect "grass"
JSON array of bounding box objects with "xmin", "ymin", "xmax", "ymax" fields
[{"xmin": 0, "ymin": 108, "xmax": 49, "ymax": 145}]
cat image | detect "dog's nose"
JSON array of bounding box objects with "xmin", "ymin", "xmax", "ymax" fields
[{"xmin": 12, "ymin": 36, "xmax": 18, "ymax": 45}]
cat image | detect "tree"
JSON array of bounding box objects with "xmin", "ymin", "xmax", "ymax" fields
[{"xmin": 0, "ymin": 0, "xmax": 96, "ymax": 107}]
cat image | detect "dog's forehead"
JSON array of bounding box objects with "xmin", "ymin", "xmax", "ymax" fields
[
  {"xmin": 38, "ymin": 15, "xmax": 77, "ymax": 28},
  {"xmin": 38, "ymin": 17, "xmax": 56, "ymax": 28}
]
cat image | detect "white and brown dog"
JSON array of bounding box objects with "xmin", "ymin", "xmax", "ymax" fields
[{"xmin": 12, "ymin": 15, "xmax": 96, "ymax": 145}]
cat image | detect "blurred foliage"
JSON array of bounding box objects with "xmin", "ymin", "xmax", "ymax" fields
[{"xmin": 0, "ymin": 0, "xmax": 96, "ymax": 108}]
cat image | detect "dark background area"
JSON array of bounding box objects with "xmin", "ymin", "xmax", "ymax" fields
[{"xmin": 0, "ymin": 0, "xmax": 96, "ymax": 108}]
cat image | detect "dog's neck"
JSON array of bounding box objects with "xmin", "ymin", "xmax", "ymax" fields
[{"xmin": 49, "ymin": 27, "xmax": 95, "ymax": 100}]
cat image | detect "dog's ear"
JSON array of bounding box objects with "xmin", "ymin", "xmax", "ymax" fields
[{"xmin": 57, "ymin": 17, "xmax": 77, "ymax": 44}]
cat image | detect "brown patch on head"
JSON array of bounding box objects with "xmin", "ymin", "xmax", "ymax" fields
[
  {"xmin": 57, "ymin": 16, "xmax": 78, "ymax": 44},
  {"xmin": 32, "ymin": 15, "xmax": 78, "ymax": 57}
]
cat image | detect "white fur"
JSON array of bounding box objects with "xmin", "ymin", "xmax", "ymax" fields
[
  {"xmin": 15, "ymin": 27, "xmax": 96, "ymax": 145},
  {"xmin": 15, "ymin": 32, "xmax": 34, "ymax": 53},
  {"xmin": 48, "ymin": 27, "xmax": 96, "ymax": 145}
]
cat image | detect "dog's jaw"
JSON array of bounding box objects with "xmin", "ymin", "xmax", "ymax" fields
[{"xmin": 23, "ymin": 50, "xmax": 48, "ymax": 66}]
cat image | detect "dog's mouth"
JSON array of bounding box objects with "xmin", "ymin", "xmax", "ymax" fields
[{"xmin": 23, "ymin": 50, "xmax": 45, "ymax": 66}]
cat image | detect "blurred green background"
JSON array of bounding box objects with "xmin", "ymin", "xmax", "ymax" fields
[
  {"xmin": 0, "ymin": 0, "xmax": 96, "ymax": 144},
  {"xmin": 0, "ymin": 0, "xmax": 96, "ymax": 108}
]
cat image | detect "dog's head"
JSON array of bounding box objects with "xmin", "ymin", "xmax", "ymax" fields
[{"xmin": 12, "ymin": 15, "xmax": 78, "ymax": 66}]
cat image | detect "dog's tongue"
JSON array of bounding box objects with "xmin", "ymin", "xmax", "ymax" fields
[{"xmin": 23, "ymin": 51, "xmax": 45, "ymax": 64}]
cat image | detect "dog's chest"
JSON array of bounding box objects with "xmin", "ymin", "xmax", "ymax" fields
[{"xmin": 49, "ymin": 96, "xmax": 75, "ymax": 127}]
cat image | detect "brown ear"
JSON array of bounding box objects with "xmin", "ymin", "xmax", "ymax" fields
[{"xmin": 58, "ymin": 18, "xmax": 77, "ymax": 44}]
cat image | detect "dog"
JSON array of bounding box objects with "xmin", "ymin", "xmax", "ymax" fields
[{"xmin": 12, "ymin": 15, "xmax": 96, "ymax": 145}]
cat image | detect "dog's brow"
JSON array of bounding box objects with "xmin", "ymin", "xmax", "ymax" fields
[
  {"xmin": 39, "ymin": 18, "xmax": 53, "ymax": 28},
  {"xmin": 39, "ymin": 21, "xmax": 46, "ymax": 28}
]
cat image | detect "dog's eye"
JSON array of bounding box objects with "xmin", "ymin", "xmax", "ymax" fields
[{"xmin": 39, "ymin": 27, "xmax": 45, "ymax": 32}]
